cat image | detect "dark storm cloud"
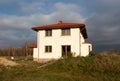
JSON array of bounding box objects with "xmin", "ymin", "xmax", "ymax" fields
[
  {"xmin": 85, "ymin": 0, "xmax": 120, "ymax": 52},
  {"xmin": 0, "ymin": 15, "xmax": 36, "ymax": 48},
  {"xmin": 0, "ymin": 28, "xmax": 36, "ymax": 48}
]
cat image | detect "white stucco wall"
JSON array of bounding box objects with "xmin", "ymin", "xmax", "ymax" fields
[
  {"xmin": 37, "ymin": 28, "xmax": 81, "ymax": 59},
  {"xmin": 81, "ymin": 43, "xmax": 92, "ymax": 56},
  {"xmin": 80, "ymin": 33, "xmax": 85, "ymax": 43},
  {"xmin": 33, "ymin": 48, "xmax": 38, "ymax": 61},
  {"xmin": 33, "ymin": 28, "xmax": 92, "ymax": 60}
]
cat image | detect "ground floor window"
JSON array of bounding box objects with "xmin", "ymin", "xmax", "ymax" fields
[{"xmin": 45, "ymin": 46, "xmax": 52, "ymax": 53}]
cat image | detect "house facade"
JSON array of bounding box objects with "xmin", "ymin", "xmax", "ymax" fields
[{"xmin": 32, "ymin": 21, "xmax": 92, "ymax": 62}]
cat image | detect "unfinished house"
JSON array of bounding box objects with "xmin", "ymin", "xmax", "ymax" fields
[{"xmin": 32, "ymin": 21, "xmax": 92, "ymax": 62}]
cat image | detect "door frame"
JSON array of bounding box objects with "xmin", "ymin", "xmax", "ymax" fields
[{"xmin": 61, "ymin": 45, "xmax": 71, "ymax": 58}]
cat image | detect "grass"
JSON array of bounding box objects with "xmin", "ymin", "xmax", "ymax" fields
[{"xmin": 0, "ymin": 54, "xmax": 120, "ymax": 81}]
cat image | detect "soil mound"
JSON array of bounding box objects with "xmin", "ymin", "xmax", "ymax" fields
[{"xmin": 0, "ymin": 57, "xmax": 18, "ymax": 66}]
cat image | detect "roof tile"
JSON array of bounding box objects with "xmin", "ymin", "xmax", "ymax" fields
[{"xmin": 32, "ymin": 21, "xmax": 88, "ymax": 39}]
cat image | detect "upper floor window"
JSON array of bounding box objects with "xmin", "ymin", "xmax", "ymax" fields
[
  {"xmin": 45, "ymin": 30, "xmax": 52, "ymax": 36},
  {"xmin": 62, "ymin": 29, "xmax": 71, "ymax": 36}
]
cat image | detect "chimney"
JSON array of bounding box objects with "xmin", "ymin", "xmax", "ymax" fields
[{"xmin": 58, "ymin": 20, "xmax": 63, "ymax": 24}]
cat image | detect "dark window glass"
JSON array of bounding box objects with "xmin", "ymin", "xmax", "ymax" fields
[
  {"xmin": 62, "ymin": 29, "xmax": 70, "ymax": 36},
  {"xmin": 45, "ymin": 30, "xmax": 52, "ymax": 36},
  {"xmin": 45, "ymin": 46, "xmax": 52, "ymax": 52}
]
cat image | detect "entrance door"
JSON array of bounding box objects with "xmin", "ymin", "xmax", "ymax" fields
[{"xmin": 62, "ymin": 45, "xmax": 71, "ymax": 58}]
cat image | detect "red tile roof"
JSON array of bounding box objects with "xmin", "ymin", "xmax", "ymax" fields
[
  {"xmin": 28, "ymin": 44, "xmax": 37, "ymax": 48},
  {"xmin": 82, "ymin": 42, "xmax": 91, "ymax": 44},
  {"xmin": 32, "ymin": 21, "xmax": 88, "ymax": 39}
]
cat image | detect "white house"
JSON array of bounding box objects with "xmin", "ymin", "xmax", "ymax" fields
[{"xmin": 32, "ymin": 21, "xmax": 92, "ymax": 62}]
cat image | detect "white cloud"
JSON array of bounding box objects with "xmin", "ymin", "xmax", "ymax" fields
[
  {"xmin": 0, "ymin": 15, "xmax": 32, "ymax": 30},
  {"xmin": 0, "ymin": 0, "xmax": 120, "ymax": 51},
  {"xmin": 19, "ymin": 1, "xmax": 45, "ymax": 14},
  {"xmin": 19, "ymin": 2, "xmax": 85, "ymax": 25},
  {"xmin": 0, "ymin": 2, "xmax": 85, "ymax": 48},
  {"xmin": 54, "ymin": 2, "xmax": 83, "ymax": 12}
]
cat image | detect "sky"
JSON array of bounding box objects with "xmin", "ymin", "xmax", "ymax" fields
[{"xmin": 0, "ymin": 0, "xmax": 120, "ymax": 52}]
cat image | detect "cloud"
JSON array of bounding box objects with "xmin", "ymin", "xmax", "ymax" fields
[
  {"xmin": 85, "ymin": 0, "xmax": 120, "ymax": 14},
  {"xmin": 86, "ymin": 13, "xmax": 120, "ymax": 44},
  {"xmin": 0, "ymin": 2, "xmax": 85, "ymax": 48},
  {"xmin": 19, "ymin": 1, "xmax": 45, "ymax": 14},
  {"xmin": 53, "ymin": 2, "xmax": 83, "ymax": 12},
  {"xmin": 0, "ymin": 15, "xmax": 32, "ymax": 30},
  {"xmin": 1, "ymin": 0, "xmax": 119, "ymax": 52},
  {"xmin": 51, "ymin": 2, "xmax": 85, "ymax": 22},
  {"xmin": 0, "ymin": 14, "xmax": 37, "ymax": 48},
  {"xmin": 85, "ymin": 0, "xmax": 120, "ymax": 52},
  {"xmin": 20, "ymin": 2, "xmax": 85, "ymax": 24}
]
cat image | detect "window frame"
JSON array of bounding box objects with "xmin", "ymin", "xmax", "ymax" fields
[
  {"xmin": 45, "ymin": 46, "xmax": 52, "ymax": 53},
  {"xmin": 45, "ymin": 29, "xmax": 52, "ymax": 36},
  {"xmin": 61, "ymin": 28, "xmax": 71, "ymax": 36}
]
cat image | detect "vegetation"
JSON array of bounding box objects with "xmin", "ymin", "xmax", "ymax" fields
[
  {"xmin": 0, "ymin": 53, "xmax": 120, "ymax": 81},
  {"xmin": 0, "ymin": 43, "xmax": 33, "ymax": 56}
]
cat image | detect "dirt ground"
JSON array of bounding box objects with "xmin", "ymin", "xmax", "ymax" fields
[{"xmin": 0, "ymin": 57, "xmax": 18, "ymax": 66}]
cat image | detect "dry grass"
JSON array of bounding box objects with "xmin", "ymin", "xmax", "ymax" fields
[
  {"xmin": 1, "ymin": 54, "xmax": 120, "ymax": 81},
  {"xmin": 0, "ymin": 57, "xmax": 18, "ymax": 66}
]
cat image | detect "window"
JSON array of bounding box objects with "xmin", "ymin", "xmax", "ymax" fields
[
  {"xmin": 62, "ymin": 29, "xmax": 70, "ymax": 36},
  {"xmin": 45, "ymin": 30, "xmax": 52, "ymax": 36},
  {"xmin": 62, "ymin": 45, "xmax": 71, "ymax": 57},
  {"xmin": 45, "ymin": 46, "xmax": 52, "ymax": 53}
]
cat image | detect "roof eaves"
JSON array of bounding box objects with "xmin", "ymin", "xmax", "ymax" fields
[{"xmin": 31, "ymin": 22, "xmax": 88, "ymax": 38}]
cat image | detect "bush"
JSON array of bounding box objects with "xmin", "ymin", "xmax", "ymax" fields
[{"xmin": 67, "ymin": 52, "xmax": 73, "ymax": 58}]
